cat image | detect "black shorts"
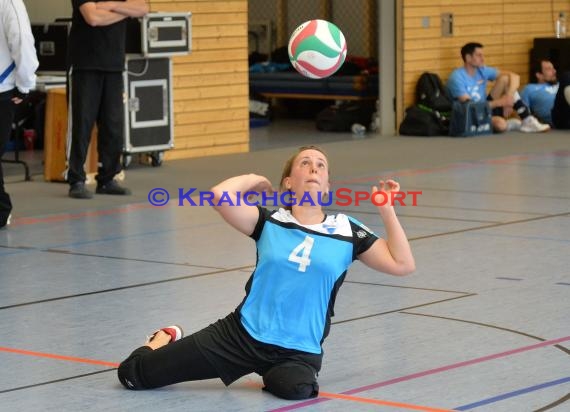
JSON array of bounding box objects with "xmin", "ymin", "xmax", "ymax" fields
[
  {"xmin": 193, "ymin": 311, "xmax": 323, "ymax": 385},
  {"xmin": 487, "ymin": 94, "xmax": 504, "ymax": 117}
]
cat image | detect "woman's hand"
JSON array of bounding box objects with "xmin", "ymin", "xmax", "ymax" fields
[
  {"xmin": 359, "ymin": 179, "xmax": 415, "ymax": 276},
  {"xmin": 371, "ymin": 179, "xmax": 400, "ymax": 213}
]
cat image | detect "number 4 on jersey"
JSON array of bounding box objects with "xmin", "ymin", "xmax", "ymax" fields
[{"xmin": 288, "ymin": 236, "xmax": 314, "ymax": 272}]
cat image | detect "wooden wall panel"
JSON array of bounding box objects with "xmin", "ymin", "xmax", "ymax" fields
[
  {"xmin": 399, "ymin": 0, "xmax": 570, "ymax": 126},
  {"xmin": 148, "ymin": 0, "xmax": 249, "ymax": 159}
]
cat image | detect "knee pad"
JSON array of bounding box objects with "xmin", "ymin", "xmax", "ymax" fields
[
  {"xmin": 492, "ymin": 106, "xmax": 504, "ymax": 117},
  {"xmin": 262, "ymin": 362, "xmax": 319, "ymax": 400},
  {"xmin": 117, "ymin": 356, "xmax": 147, "ymax": 390}
]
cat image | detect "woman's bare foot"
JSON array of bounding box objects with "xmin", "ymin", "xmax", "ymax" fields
[
  {"xmin": 144, "ymin": 325, "xmax": 183, "ymax": 350},
  {"xmin": 146, "ymin": 330, "xmax": 173, "ymax": 350}
]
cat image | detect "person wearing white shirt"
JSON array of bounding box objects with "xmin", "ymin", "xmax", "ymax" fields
[{"xmin": 0, "ymin": 0, "xmax": 39, "ymax": 228}]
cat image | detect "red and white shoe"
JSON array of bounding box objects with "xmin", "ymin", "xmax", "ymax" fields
[{"xmin": 146, "ymin": 325, "xmax": 184, "ymax": 344}]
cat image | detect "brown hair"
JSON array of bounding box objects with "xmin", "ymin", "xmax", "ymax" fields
[
  {"xmin": 279, "ymin": 145, "xmax": 330, "ymax": 192},
  {"xmin": 461, "ymin": 42, "xmax": 483, "ymax": 62},
  {"xmin": 531, "ymin": 59, "xmax": 551, "ymax": 83}
]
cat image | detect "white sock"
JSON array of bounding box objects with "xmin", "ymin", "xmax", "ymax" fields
[{"xmin": 513, "ymin": 91, "xmax": 522, "ymax": 103}]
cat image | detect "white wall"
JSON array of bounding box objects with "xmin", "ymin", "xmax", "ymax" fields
[{"xmin": 24, "ymin": 0, "xmax": 72, "ymax": 23}]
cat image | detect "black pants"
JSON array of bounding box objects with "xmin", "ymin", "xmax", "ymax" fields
[
  {"xmin": 552, "ymin": 71, "xmax": 570, "ymax": 129},
  {"xmin": 0, "ymin": 89, "xmax": 15, "ymax": 227},
  {"xmin": 67, "ymin": 70, "xmax": 124, "ymax": 186},
  {"xmin": 117, "ymin": 312, "xmax": 321, "ymax": 400}
]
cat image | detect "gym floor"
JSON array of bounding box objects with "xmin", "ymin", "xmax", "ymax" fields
[{"xmin": 1, "ymin": 121, "xmax": 569, "ymax": 411}]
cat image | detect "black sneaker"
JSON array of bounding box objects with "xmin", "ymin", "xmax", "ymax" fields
[
  {"xmin": 0, "ymin": 213, "xmax": 11, "ymax": 229},
  {"xmin": 69, "ymin": 182, "xmax": 93, "ymax": 199},
  {"xmin": 96, "ymin": 180, "xmax": 131, "ymax": 195}
]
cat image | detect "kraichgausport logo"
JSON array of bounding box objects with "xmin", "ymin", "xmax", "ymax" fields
[{"xmin": 147, "ymin": 188, "xmax": 422, "ymax": 207}]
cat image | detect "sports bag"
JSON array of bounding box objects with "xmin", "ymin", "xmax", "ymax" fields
[
  {"xmin": 399, "ymin": 104, "xmax": 448, "ymax": 136},
  {"xmin": 415, "ymin": 72, "xmax": 452, "ymax": 113},
  {"xmin": 449, "ymin": 101, "xmax": 493, "ymax": 137},
  {"xmin": 315, "ymin": 101, "xmax": 375, "ymax": 132}
]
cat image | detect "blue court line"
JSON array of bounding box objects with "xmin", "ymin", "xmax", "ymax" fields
[
  {"xmin": 464, "ymin": 231, "xmax": 570, "ymax": 244},
  {"xmin": 0, "ymin": 248, "xmax": 34, "ymax": 257},
  {"xmin": 0, "ymin": 219, "xmax": 222, "ymax": 253},
  {"xmin": 454, "ymin": 376, "xmax": 570, "ymax": 410},
  {"xmin": 0, "ymin": 228, "xmax": 184, "ymax": 255}
]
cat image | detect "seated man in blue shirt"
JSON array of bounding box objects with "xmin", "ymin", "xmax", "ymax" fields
[
  {"xmin": 447, "ymin": 42, "xmax": 549, "ymax": 133},
  {"xmin": 520, "ymin": 59, "xmax": 559, "ymax": 126},
  {"xmin": 521, "ymin": 60, "xmax": 570, "ymax": 129}
]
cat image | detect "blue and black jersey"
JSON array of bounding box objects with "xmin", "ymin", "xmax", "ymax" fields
[{"xmin": 237, "ymin": 207, "xmax": 378, "ymax": 354}]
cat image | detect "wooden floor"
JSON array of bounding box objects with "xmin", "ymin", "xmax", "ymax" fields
[{"xmin": 1, "ymin": 123, "xmax": 569, "ymax": 411}]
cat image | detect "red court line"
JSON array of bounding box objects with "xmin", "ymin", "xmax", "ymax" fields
[
  {"xmin": 0, "ymin": 346, "xmax": 450, "ymax": 412},
  {"xmin": 269, "ymin": 335, "xmax": 570, "ymax": 411},
  {"xmin": 3, "ymin": 336, "xmax": 570, "ymax": 409},
  {"xmin": 332, "ymin": 151, "xmax": 570, "ymax": 185},
  {"xmin": 333, "ymin": 162, "xmax": 479, "ymax": 185},
  {"xmin": 319, "ymin": 391, "xmax": 453, "ymax": 411},
  {"xmin": 342, "ymin": 335, "xmax": 570, "ymax": 396},
  {"xmin": 0, "ymin": 346, "xmax": 119, "ymax": 368},
  {"xmin": 10, "ymin": 203, "xmax": 156, "ymax": 227},
  {"xmin": 9, "ymin": 152, "xmax": 569, "ymax": 227}
]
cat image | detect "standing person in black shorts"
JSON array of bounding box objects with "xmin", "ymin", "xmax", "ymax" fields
[
  {"xmin": 0, "ymin": 0, "xmax": 38, "ymax": 227},
  {"xmin": 117, "ymin": 145, "xmax": 416, "ymax": 400},
  {"xmin": 67, "ymin": 0, "xmax": 148, "ymax": 199}
]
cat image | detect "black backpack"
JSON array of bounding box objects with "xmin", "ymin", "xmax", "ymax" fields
[
  {"xmin": 415, "ymin": 72, "xmax": 452, "ymax": 113},
  {"xmin": 399, "ymin": 105, "xmax": 448, "ymax": 136},
  {"xmin": 315, "ymin": 101, "xmax": 375, "ymax": 132}
]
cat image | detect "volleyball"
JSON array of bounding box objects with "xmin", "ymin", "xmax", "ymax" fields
[{"xmin": 288, "ymin": 19, "xmax": 347, "ymax": 79}]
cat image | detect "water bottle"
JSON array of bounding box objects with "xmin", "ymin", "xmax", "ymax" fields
[
  {"xmin": 351, "ymin": 123, "xmax": 366, "ymax": 137},
  {"xmin": 369, "ymin": 100, "xmax": 381, "ymax": 132},
  {"xmin": 556, "ymin": 12, "xmax": 566, "ymax": 38}
]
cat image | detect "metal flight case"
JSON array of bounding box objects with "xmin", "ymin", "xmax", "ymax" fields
[
  {"xmin": 31, "ymin": 21, "xmax": 72, "ymax": 75},
  {"xmin": 122, "ymin": 56, "xmax": 173, "ymax": 167},
  {"xmin": 123, "ymin": 12, "xmax": 191, "ymax": 168},
  {"xmin": 126, "ymin": 12, "xmax": 192, "ymax": 57}
]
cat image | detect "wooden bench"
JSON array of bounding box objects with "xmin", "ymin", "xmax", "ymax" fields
[{"xmin": 250, "ymin": 72, "xmax": 379, "ymax": 102}]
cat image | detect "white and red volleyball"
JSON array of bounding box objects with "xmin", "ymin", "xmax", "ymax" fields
[{"xmin": 288, "ymin": 19, "xmax": 347, "ymax": 79}]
